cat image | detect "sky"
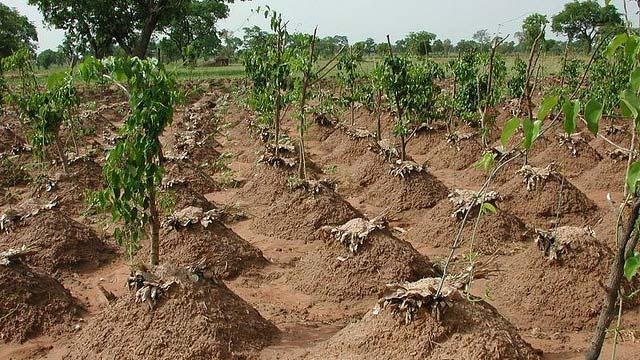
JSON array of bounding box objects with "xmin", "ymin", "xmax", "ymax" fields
[{"xmin": 2, "ymin": 0, "xmax": 636, "ymax": 52}]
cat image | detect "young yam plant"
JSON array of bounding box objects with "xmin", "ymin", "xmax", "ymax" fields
[
  {"xmin": 4, "ymin": 49, "xmax": 79, "ymax": 171},
  {"xmin": 337, "ymin": 45, "xmax": 362, "ymax": 125},
  {"xmin": 243, "ymin": 7, "xmax": 294, "ymax": 162},
  {"xmin": 81, "ymin": 57, "xmax": 177, "ymax": 266}
]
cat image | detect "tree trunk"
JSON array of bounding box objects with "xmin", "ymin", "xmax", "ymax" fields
[
  {"xmin": 133, "ymin": 1, "xmax": 165, "ymax": 58},
  {"xmin": 585, "ymin": 199, "xmax": 640, "ymax": 359},
  {"xmin": 148, "ymin": 187, "xmax": 160, "ymax": 266}
]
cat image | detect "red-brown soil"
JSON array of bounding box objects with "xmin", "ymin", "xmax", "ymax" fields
[
  {"xmin": 307, "ymin": 299, "xmax": 541, "ymax": 360},
  {"xmin": 407, "ymin": 199, "xmax": 531, "ymax": 255},
  {"xmin": 285, "ymin": 230, "xmax": 436, "ymax": 300},
  {"xmin": 531, "ymin": 136, "xmax": 603, "ymax": 178},
  {"xmin": 500, "ymin": 170, "xmax": 599, "ymax": 228},
  {"xmin": 252, "ymin": 186, "xmax": 362, "ymax": 243},
  {"xmin": 425, "ymin": 135, "xmax": 485, "ymax": 170},
  {"xmin": 362, "ymin": 163, "xmax": 449, "ymax": 212},
  {"xmin": 64, "ymin": 267, "xmax": 279, "ymax": 359},
  {"xmin": 159, "ymin": 221, "xmax": 268, "ymax": 279},
  {"xmin": 488, "ymin": 227, "xmax": 617, "ymax": 331},
  {"xmin": 163, "ymin": 158, "xmax": 220, "ymax": 194},
  {"xmin": 0, "ymin": 261, "xmax": 81, "ymax": 343},
  {"xmin": 1, "ymin": 210, "xmax": 115, "ymax": 273}
]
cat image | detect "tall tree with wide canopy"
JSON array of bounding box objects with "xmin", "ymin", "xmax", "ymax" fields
[
  {"xmin": 405, "ymin": 31, "xmax": 436, "ymax": 57},
  {"xmin": 29, "ymin": 0, "xmax": 235, "ymax": 59},
  {"xmin": 0, "ymin": 4, "xmax": 38, "ymax": 58},
  {"xmin": 551, "ymin": 0, "xmax": 622, "ymax": 52}
]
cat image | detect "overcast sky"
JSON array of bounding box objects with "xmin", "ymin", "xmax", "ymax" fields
[{"xmin": 2, "ymin": 0, "xmax": 636, "ymax": 52}]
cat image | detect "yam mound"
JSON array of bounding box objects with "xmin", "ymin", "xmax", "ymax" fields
[
  {"xmin": 425, "ymin": 136, "xmax": 484, "ymax": 171},
  {"xmin": 531, "ymin": 134, "xmax": 602, "ymax": 177},
  {"xmin": 45, "ymin": 158, "xmax": 105, "ymax": 215},
  {"xmin": 489, "ymin": 227, "xmax": 617, "ymax": 331},
  {"xmin": 405, "ymin": 127, "xmax": 448, "ymax": 156},
  {"xmin": 308, "ymin": 298, "xmax": 540, "ymax": 359},
  {"xmin": 576, "ymin": 156, "xmax": 627, "ymax": 193},
  {"xmin": 286, "ymin": 230, "xmax": 436, "ymax": 300},
  {"xmin": 362, "ymin": 162, "xmax": 449, "ymax": 212},
  {"xmin": 163, "ymin": 159, "xmax": 220, "ymax": 194},
  {"xmin": 65, "ymin": 267, "xmax": 279, "ymax": 359},
  {"xmin": 321, "ymin": 129, "xmax": 374, "ymax": 166},
  {"xmin": 1, "ymin": 210, "xmax": 115, "ymax": 272},
  {"xmin": 159, "ymin": 220, "xmax": 268, "ymax": 279},
  {"xmin": 408, "ymin": 199, "xmax": 531, "ymax": 255},
  {"xmin": 252, "ymin": 186, "xmax": 361, "ymax": 242},
  {"xmin": 160, "ymin": 183, "xmax": 215, "ymax": 216},
  {"xmin": 0, "ymin": 261, "xmax": 81, "ymax": 343},
  {"xmin": 240, "ymin": 164, "xmax": 298, "ymax": 206},
  {"xmin": 500, "ymin": 170, "xmax": 598, "ymax": 227}
]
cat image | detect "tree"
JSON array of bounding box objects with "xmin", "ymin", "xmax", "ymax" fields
[
  {"xmin": 0, "ymin": 4, "xmax": 37, "ymax": 58},
  {"xmin": 242, "ymin": 26, "xmax": 270, "ymax": 52},
  {"xmin": 163, "ymin": 0, "xmax": 230, "ymax": 63},
  {"xmin": 521, "ymin": 13, "xmax": 548, "ymax": 50},
  {"xmin": 29, "ymin": 0, "xmax": 234, "ymax": 59},
  {"xmin": 472, "ymin": 29, "xmax": 491, "ymax": 50},
  {"xmin": 405, "ymin": 31, "xmax": 436, "ymax": 57},
  {"xmin": 82, "ymin": 57, "xmax": 177, "ymax": 266},
  {"xmin": 551, "ymin": 0, "xmax": 622, "ymax": 52},
  {"xmin": 36, "ymin": 49, "xmax": 65, "ymax": 69}
]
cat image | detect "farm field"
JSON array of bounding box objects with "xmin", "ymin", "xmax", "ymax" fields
[
  {"xmin": 0, "ymin": 76, "xmax": 639, "ymax": 358},
  {"xmin": 2, "ymin": 1, "xmax": 640, "ymax": 359}
]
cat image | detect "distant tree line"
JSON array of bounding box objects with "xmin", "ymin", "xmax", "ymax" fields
[{"xmin": 0, "ymin": 0, "xmax": 627, "ymax": 67}]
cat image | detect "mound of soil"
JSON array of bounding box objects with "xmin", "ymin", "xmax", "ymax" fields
[
  {"xmin": 285, "ymin": 230, "xmax": 436, "ymax": 300},
  {"xmin": 405, "ymin": 127, "xmax": 448, "ymax": 156},
  {"xmin": 408, "ymin": 199, "xmax": 531, "ymax": 255},
  {"xmin": 531, "ymin": 135, "xmax": 603, "ymax": 177},
  {"xmin": 159, "ymin": 221, "xmax": 268, "ymax": 279},
  {"xmin": 46, "ymin": 158, "xmax": 105, "ymax": 215},
  {"xmin": 425, "ymin": 136, "xmax": 484, "ymax": 171},
  {"xmin": 320, "ymin": 129, "xmax": 375, "ymax": 167},
  {"xmin": 65, "ymin": 267, "xmax": 279, "ymax": 359},
  {"xmin": 575, "ymin": 156, "xmax": 627, "ymax": 193},
  {"xmin": 240, "ymin": 164, "xmax": 298, "ymax": 207},
  {"xmin": 1, "ymin": 210, "xmax": 115, "ymax": 273},
  {"xmin": 163, "ymin": 159, "xmax": 220, "ymax": 194},
  {"xmin": 253, "ymin": 186, "xmax": 362, "ymax": 242},
  {"xmin": 489, "ymin": 227, "xmax": 616, "ymax": 331},
  {"xmin": 500, "ymin": 170, "xmax": 598, "ymax": 227},
  {"xmin": 362, "ymin": 162, "xmax": 449, "ymax": 212},
  {"xmin": 0, "ymin": 262, "xmax": 81, "ymax": 343},
  {"xmin": 309, "ymin": 298, "xmax": 540, "ymax": 359},
  {"xmin": 160, "ymin": 184, "xmax": 215, "ymax": 216}
]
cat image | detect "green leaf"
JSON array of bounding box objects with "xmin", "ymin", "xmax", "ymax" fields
[
  {"xmin": 631, "ymin": 68, "xmax": 640, "ymax": 94},
  {"xmin": 522, "ymin": 118, "xmax": 534, "ymax": 151},
  {"xmin": 537, "ymin": 95, "xmax": 559, "ymax": 121},
  {"xmin": 606, "ymin": 33, "xmax": 628, "ymax": 58},
  {"xmin": 480, "ymin": 202, "xmax": 498, "ymax": 215},
  {"xmin": 584, "ymin": 99, "xmax": 603, "ymax": 136},
  {"xmin": 621, "ymin": 89, "xmax": 640, "ymax": 120},
  {"xmin": 562, "ymin": 99, "xmax": 579, "ymax": 135},
  {"xmin": 501, "ymin": 118, "xmax": 521, "ymax": 148},
  {"xmin": 624, "ymin": 254, "xmax": 640, "ymax": 282},
  {"xmin": 474, "ymin": 151, "xmax": 496, "ymax": 173},
  {"xmin": 627, "ymin": 161, "xmax": 640, "ymax": 195}
]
